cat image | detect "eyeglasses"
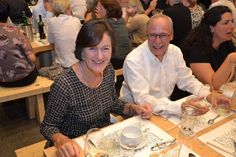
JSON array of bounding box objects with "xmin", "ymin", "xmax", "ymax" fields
[{"xmin": 147, "ymin": 33, "xmax": 170, "ymax": 40}]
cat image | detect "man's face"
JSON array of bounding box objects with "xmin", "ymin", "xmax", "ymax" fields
[{"xmin": 147, "ymin": 17, "xmax": 173, "ymax": 61}]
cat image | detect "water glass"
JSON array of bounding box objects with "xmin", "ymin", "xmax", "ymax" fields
[{"xmin": 180, "ymin": 107, "xmax": 196, "ymax": 136}]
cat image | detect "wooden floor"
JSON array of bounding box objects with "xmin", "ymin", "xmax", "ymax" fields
[{"xmin": 0, "ymin": 99, "xmax": 44, "ymax": 157}]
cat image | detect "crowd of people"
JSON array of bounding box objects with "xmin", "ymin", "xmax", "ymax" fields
[{"xmin": 1, "ymin": 0, "xmax": 236, "ymax": 157}]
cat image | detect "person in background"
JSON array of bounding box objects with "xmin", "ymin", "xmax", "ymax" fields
[
  {"xmin": 182, "ymin": 0, "xmax": 205, "ymax": 29},
  {"xmin": 117, "ymin": 0, "xmax": 146, "ymax": 17},
  {"xmin": 40, "ymin": 19, "xmax": 152, "ymax": 157},
  {"xmin": 125, "ymin": 0, "xmax": 150, "ymax": 47},
  {"xmin": 6, "ymin": 0, "xmax": 32, "ymax": 25},
  {"xmin": 32, "ymin": 0, "xmax": 54, "ymax": 33},
  {"xmin": 198, "ymin": 0, "xmax": 211, "ymax": 10},
  {"xmin": 47, "ymin": 0, "xmax": 82, "ymax": 57},
  {"xmin": 39, "ymin": 0, "xmax": 81, "ymax": 79},
  {"xmin": 182, "ymin": 6, "xmax": 236, "ymax": 90},
  {"xmin": 120, "ymin": 14, "xmax": 231, "ymax": 117},
  {"xmin": 0, "ymin": 0, "xmax": 37, "ymax": 87},
  {"xmin": 101, "ymin": 0, "xmax": 132, "ymax": 69},
  {"xmin": 140, "ymin": 0, "xmax": 170, "ymax": 17},
  {"xmin": 210, "ymin": 0, "xmax": 236, "ymax": 26},
  {"xmin": 163, "ymin": 0, "xmax": 192, "ymax": 47},
  {"xmin": 209, "ymin": 0, "xmax": 236, "ymax": 48},
  {"xmin": 69, "ymin": 0, "xmax": 87, "ymax": 22},
  {"xmin": 84, "ymin": 0, "xmax": 106, "ymax": 21}
]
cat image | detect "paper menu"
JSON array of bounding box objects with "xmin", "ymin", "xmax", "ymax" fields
[
  {"xmin": 198, "ymin": 119, "xmax": 236, "ymax": 157},
  {"xmin": 151, "ymin": 144, "xmax": 200, "ymax": 157},
  {"xmin": 75, "ymin": 116, "xmax": 200, "ymax": 157}
]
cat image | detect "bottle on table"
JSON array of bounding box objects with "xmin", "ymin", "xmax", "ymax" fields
[
  {"xmin": 21, "ymin": 11, "xmax": 34, "ymax": 42},
  {"xmin": 38, "ymin": 15, "xmax": 46, "ymax": 39}
]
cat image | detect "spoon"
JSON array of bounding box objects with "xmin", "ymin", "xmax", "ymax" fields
[{"xmin": 208, "ymin": 115, "xmax": 220, "ymax": 125}]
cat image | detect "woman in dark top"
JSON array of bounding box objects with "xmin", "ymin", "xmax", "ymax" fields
[
  {"xmin": 40, "ymin": 19, "xmax": 152, "ymax": 157},
  {"xmin": 182, "ymin": 6, "xmax": 236, "ymax": 90},
  {"xmin": 102, "ymin": 0, "xmax": 132, "ymax": 69}
]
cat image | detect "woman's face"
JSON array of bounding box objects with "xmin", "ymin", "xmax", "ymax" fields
[
  {"xmin": 211, "ymin": 12, "xmax": 234, "ymax": 44},
  {"xmin": 83, "ymin": 33, "xmax": 112, "ymax": 74}
]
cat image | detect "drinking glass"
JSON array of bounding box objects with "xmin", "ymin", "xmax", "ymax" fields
[
  {"xmin": 84, "ymin": 128, "xmax": 108, "ymax": 157},
  {"xmin": 180, "ymin": 107, "xmax": 196, "ymax": 136}
]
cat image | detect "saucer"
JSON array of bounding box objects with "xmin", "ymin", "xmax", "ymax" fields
[{"xmin": 119, "ymin": 135, "xmax": 148, "ymax": 150}]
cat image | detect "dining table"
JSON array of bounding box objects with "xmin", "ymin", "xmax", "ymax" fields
[
  {"xmin": 43, "ymin": 102, "xmax": 236, "ymax": 157},
  {"xmin": 31, "ymin": 35, "xmax": 54, "ymax": 55}
]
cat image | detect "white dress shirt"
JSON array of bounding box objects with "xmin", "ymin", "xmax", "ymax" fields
[
  {"xmin": 47, "ymin": 14, "xmax": 81, "ymax": 67},
  {"xmin": 120, "ymin": 41, "xmax": 210, "ymax": 115}
]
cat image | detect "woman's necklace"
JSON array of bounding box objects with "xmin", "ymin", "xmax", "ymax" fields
[{"xmin": 79, "ymin": 62, "xmax": 103, "ymax": 88}]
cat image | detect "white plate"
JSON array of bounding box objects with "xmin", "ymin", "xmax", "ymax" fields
[{"xmin": 119, "ymin": 135, "xmax": 148, "ymax": 150}]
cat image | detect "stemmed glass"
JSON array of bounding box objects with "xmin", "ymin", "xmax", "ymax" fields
[{"xmin": 84, "ymin": 128, "xmax": 108, "ymax": 157}]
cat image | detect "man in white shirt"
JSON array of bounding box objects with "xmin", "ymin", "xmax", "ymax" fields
[{"xmin": 120, "ymin": 14, "xmax": 230, "ymax": 115}]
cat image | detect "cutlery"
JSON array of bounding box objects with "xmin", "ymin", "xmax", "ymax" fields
[
  {"xmin": 208, "ymin": 115, "xmax": 220, "ymax": 125},
  {"xmin": 151, "ymin": 139, "xmax": 176, "ymax": 151}
]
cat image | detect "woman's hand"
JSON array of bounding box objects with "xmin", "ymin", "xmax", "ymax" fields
[
  {"xmin": 207, "ymin": 93, "xmax": 231, "ymax": 112},
  {"xmin": 132, "ymin": 104, "xmax": 153, "ymax": 119},
  {"xmin": 52, "ymin": 133, "xmax": 80, "ymax": 157},
  {"xmin": 181, "ymin": 97, "xmax": 209, "ymax": 116}
]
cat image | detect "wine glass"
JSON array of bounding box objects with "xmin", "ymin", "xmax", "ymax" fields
[{"xmin": 84, "ymin": 128, "xmax": 108, "ymax": 157}]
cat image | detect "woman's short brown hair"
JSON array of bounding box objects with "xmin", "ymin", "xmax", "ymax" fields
[{"xmin": 74, "ymin": 19, "xmax": 115, "ymax": 60}]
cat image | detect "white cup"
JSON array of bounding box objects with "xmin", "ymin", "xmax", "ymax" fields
[{"xmin": 120, "ymin": 125, "xmax": 143, "ymax": 148}]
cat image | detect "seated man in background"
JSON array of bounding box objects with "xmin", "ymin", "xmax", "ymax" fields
[
  {"xmin": 120, "ymin": 14, "xmax": 231, "ymax": 116},
  {"xmin": 0, "ymin": 0, "xmax": 37, "ymax": 87}
]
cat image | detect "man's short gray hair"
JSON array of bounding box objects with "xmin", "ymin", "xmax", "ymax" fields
[{"xmin": 146, "ymin": 14, "xmax": 173, "ymax": 33}]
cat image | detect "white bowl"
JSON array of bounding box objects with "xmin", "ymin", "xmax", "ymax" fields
[{"xmin": 120, "ymin": 126, "xmax": 143, "ymax": 148}]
